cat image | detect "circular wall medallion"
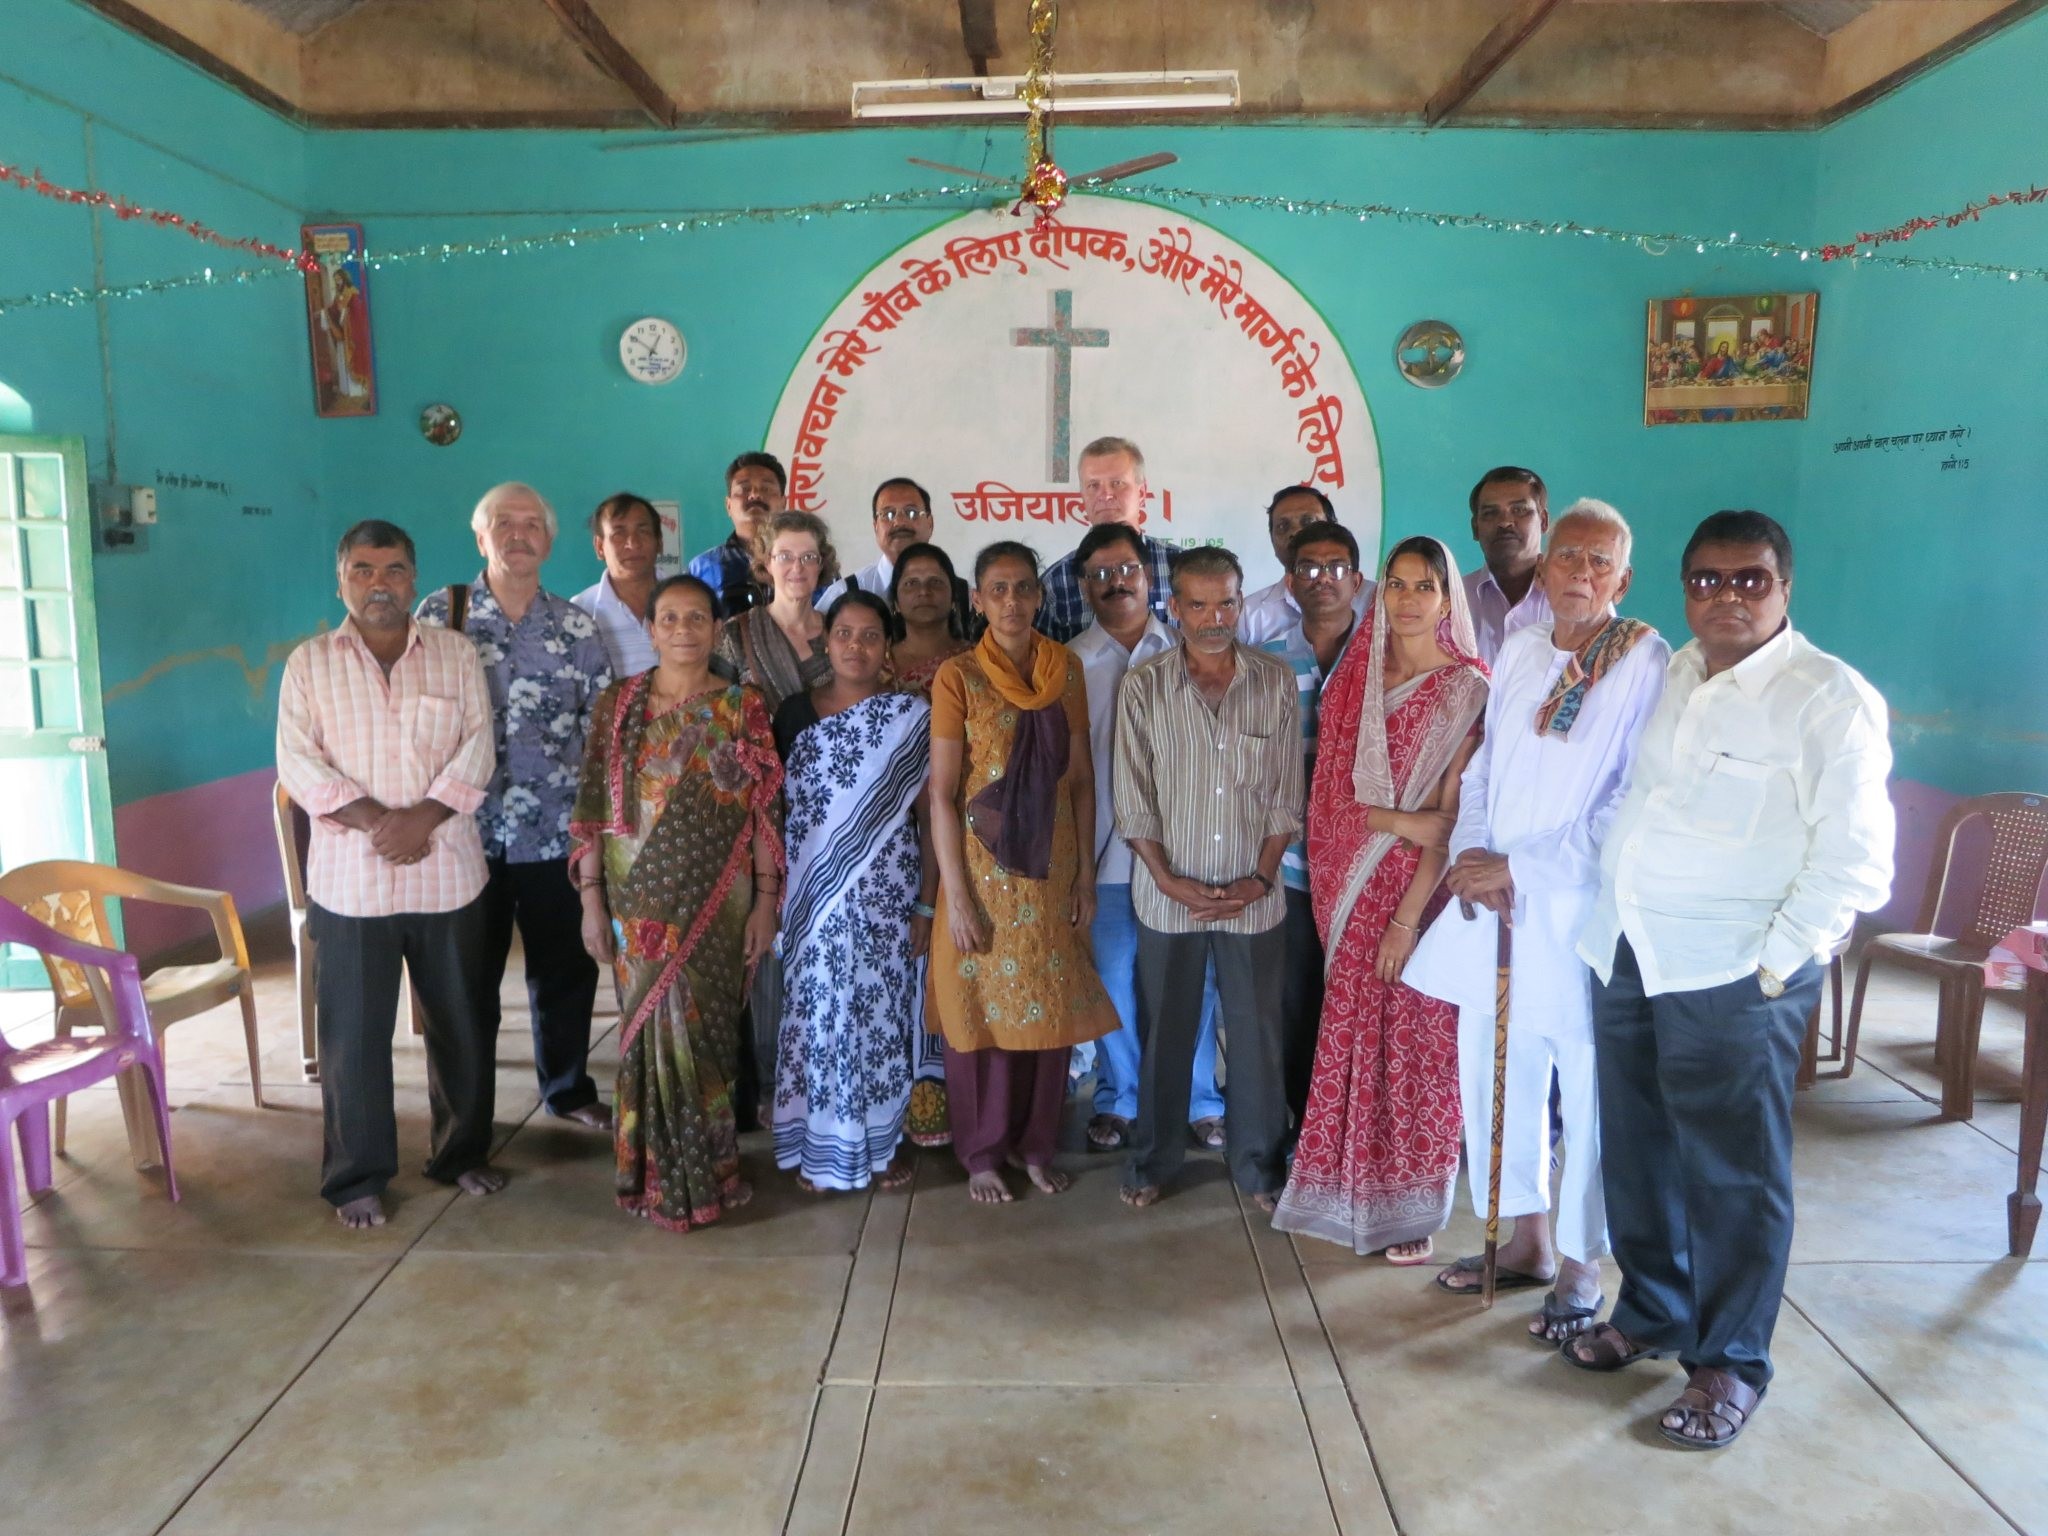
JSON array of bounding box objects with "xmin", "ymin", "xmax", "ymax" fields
[
  {"xmin": 1394, "ymin": 320, "xmax": 1464, "ymax": 389},
  {"xmin": 419, "ymin": 403, "xmax": 462, "ymax": 445}
]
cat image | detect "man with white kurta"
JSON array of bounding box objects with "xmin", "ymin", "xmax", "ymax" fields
[{"xmin": 1406, "ymin": 499, "xmax": 1668, "ymax": 1341}]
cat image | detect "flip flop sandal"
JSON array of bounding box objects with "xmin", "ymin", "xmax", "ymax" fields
[
  {"xmin": 1432, "ymin": 1253, "xmax": 1554, "ymax": 1294},
  {"xmin": 1190, "ymin": 1117, "xmax": 1226, "ymax": 1149},
  {"xmin": 1657, "ymin": 1369, "xmax": 1762, "ymax": 1452},
  {"xmin": 1383, "ymin": 1238, "xmax": 1436, "ymax": 1267},
  {"xmin": 1558, "ymin": 1321, "xmax": 1664, "ymax": 1373},
  {"xmin": 1529, "ymin": 1289, "xmax": 1606, "ymax": 1343},
  {"xmin": 1086, "ymin": 1114, "xmax": 1131, "ymax": 1152}
]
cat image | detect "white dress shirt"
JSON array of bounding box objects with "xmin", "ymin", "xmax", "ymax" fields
[
  {"xmin": 1405, "ymin": 619, "xmax": 1670, "ymax": 1039},
  {"xmin": 571, "ymin": 573, "xmax": 658, "ymax": 678},
  {"xmin": 1463, "ymin": 566, "xmax": 1553, "ymax": 665},
  {"xmin": 1239, "ymin": 575, "xmax": 1373, "ymax": 646},
  {"xmin": 1069, "ymin": 615, "xmax": 1177, "ymax": 885},
  {"xmin": 815, "ymin": 553, "xmax": 893, "ymax": 612},
  {"xmin": 1577, "ymin": 625, "xmax": 1895, "ymax": 997}
]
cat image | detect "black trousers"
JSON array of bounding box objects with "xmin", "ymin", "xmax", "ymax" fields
[
  {"xmin": 310, "ymin": 897, "xmax": 496, "ymax": 1207},
  {"xmin": 478, "ymin": 856, "xmax": 600, "ymax": 1116},
  {"xmin": 1129, "ymin": 921, "xmax": 1289, "ymax": 1197},
  {"xmin": 1279, "ymin": 887, "xmax": 1325, "ymax": 1131},
  {"xmin": 1593, "ymin": 936, "xmax": 1822, "ymax": 1392}
]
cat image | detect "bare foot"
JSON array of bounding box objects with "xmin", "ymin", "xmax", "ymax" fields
[
  {"xmin": 1021, "ymin": 1162, "xmax": 1071, "ymax": 1195},
  {"xmin": 967, "ymin": 1169, "xmax": 1014, "ymax": 1204},
  {"xmin": 795, "ymin": 1173, "xmax": 826, "ymax": 1195},
  {"xmin": 721, "ymin": 1179, "xmax": 754, "ymax": 1210},
  {"xmin": 456, "ymin": 1167, "xmax": 507, "ymax": 1197},
  {"xmin": 879, "ymin": 1154, "xmax": 916, "ymax": 1191},
  {"xmin": 1120, "ymin": 1183, "xmax": 1162, "ymax": 1208},
  {"xmin": 1249, "ymin": 1190, "xmax": 1278, "ymax": 1214},
  {"xmin": 335, "ymin": 1194, "xmax": 386, "ymax": 1230},
  {"xmin": 557, "ymin": 1102, "xmax": 613, "ymax": 1131}
]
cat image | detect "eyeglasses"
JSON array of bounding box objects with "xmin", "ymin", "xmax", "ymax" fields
[
  {"xmin": 1083, "ymin": 562, "xmax": 1143, "ymax": 584},
  {"xmin": 770, "ymin": 550, "xmax": 823, "ymax": 569},
  {"xmin": 1683, "ymin": 566, "xmax": 1782, "ymax": 601},
  {"xmin": 876, "ymin": 506, "xmax": 928, "ymax": 524},
  {"xmin": 1292, "ymin": 559, "xmax": 1355, "ymax": 583}
]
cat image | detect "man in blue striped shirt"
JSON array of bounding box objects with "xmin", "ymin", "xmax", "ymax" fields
[{"xmin": 1256, "ymin": 520, "xmax": 1366, "ymax": 1130}]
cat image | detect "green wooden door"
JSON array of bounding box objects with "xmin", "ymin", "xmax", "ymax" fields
[{"xmin": 0, "ymin": 435, "xmax": 115, "ymax": 987}]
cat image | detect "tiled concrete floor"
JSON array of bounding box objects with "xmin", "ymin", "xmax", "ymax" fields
[{"xmin": 2, "ymin": 954, "xmax": 2041, "ymax": 1535}]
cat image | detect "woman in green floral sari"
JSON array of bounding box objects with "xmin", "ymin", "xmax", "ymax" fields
[{"xmin": 572, "ymin": 573, "xmax": 784, "ymax": 1230}]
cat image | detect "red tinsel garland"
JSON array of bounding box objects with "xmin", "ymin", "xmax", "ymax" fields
[
  {"xmin": 1820, "ymin": 182, "xmax": 2048, "ymax": 261},
  {"xmin": 0, "ymin": 161, "xmax": 319, "ymax": 274}
]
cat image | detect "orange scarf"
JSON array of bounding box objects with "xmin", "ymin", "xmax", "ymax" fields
[{"xmin": 975, "ymin": 628, "xmax": 1068, "ymax": 712}]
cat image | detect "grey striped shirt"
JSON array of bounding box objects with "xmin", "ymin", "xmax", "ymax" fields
[{"xmin": 1112, "ymin": 642, "xmax": 1303, "ymax": 934}]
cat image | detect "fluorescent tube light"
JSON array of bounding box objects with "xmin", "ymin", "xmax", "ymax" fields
[{"xmin": 852, "ymin": 70, "xmax": 1239, "ymax": 121}]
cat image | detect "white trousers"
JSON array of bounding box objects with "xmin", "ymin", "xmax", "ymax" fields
[{"xmin": 1456, "ymin": 1006, "xmax": 1607, "ymax": 1264}]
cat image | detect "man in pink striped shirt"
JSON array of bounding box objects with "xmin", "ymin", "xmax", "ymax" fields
[{"xmin": 277, "ymin": 520, "xmax": 504, "ymax": 1229}]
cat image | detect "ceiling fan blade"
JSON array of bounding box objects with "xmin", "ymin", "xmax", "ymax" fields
[
  {"xmin": 1071, "ymin": 152, "xmax": 1179, "ymax": 185},
  {"xmin": 906, "ymin": 157, "xmax": 1013, "ymax": 184}
]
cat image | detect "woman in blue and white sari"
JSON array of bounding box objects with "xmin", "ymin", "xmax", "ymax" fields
[{"xmin": 770, "ymin": 591, "xmax": 936, "ymax": 1191}]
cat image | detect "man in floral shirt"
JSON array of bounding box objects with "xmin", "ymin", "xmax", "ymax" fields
[{"xmin": 419, "ymin": 482, "xmax": 615, "ymax": 1129}]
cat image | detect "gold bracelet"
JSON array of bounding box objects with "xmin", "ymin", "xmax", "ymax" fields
[{"xmin": 1388, "ymin": 917, "xmax": 1418, "ymax": 933}]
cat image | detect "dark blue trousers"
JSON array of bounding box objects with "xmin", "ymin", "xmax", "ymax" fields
[
  {"xmin": 478, "ymin": 856, "xmax": 600, "ymax": 1117},
  {"xmin": 1593, "ymin": 936, "xmax": 1822, "ymax": 1392}
]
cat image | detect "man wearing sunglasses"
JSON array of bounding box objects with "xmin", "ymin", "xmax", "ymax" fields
[
  {"xmin": 1239, "ymin": 484, "xmax": 1373, "ymax": 645},
  {"xmin": 1256, "ymin": 520, "xmax": 1367, "ymax": 1131},
  {"xmin": 1567, "ymin": 509, "xmax": 1894, "ymax": 1452}
]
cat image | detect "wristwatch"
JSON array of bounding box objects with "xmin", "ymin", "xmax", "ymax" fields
[
  {"xmin": 1250, "ymin": 872, "xmax": 1274, "ymax": 895},
  {"xmin": 1756, "ymin": 966, "xmax": 1785, "ymax": 999}
]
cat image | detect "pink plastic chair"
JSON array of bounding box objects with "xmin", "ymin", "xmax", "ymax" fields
[{"xmin": 1, "ymin": 896, "xmax": 179, "ymax": 1288}]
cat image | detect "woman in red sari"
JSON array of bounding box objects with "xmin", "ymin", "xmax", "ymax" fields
[{"xmin": 1273, "ymin": 535, "xmax": 1489, "ymax": 1262}]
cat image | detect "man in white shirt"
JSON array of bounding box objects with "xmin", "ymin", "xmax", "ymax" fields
[
  {"xmin": 1239, "ymin": 485, "xmax": 1373, "ymax": 644},
  {"xmin": 1565, "ymin": 509, "xmax": 1894, "ymax": 1453},
  {"xmin": 1068, "ymin": 523, "xmax": 1226, "ymax": 1152},
  {"xmin": 814, "ymin": 476, "xmax": 934, "ymax": 611},
  {"xmin": 1462, "ymin": 465, "xmax": 1554, "ymax": 663},
  {"xmin": 1405, "ymin": 499, "xmax": 1668, "ymax": 1342},
  {"xmin": 572, "ymin": 491, "xmax": 659, "ymax": 677}
]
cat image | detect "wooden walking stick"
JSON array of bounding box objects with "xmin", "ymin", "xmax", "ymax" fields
[{"xmin": 1481, "ymin": 913, "xmax": 1512, "ymax": 1310}]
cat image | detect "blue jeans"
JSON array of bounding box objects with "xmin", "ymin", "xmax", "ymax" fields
[{"xmin": 1087, "ymin": 884, "xmax": 1224, "ymax": 1122}]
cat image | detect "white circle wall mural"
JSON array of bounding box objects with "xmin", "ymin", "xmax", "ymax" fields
[{"xmin": 767, "ymin": 194, "xmax": 1381, "ymax": 593}]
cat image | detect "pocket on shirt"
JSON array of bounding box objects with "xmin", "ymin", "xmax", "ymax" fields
[
  {"xmin": 1683, "ymin": 752, "xmax": 1774, "ymax": 841},
  {"xmin": 409, "ymin": 695, "xmax": 463, "ymax": 759}
]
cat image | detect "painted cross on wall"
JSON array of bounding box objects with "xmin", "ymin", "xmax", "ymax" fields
[{"xmin": 1012, "ymin": 289, "xmax": 1108, "ymax": 482}]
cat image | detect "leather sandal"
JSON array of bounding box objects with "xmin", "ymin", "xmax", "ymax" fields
[
  {"xmin": 1558, "ymin": 1321, "xmax": 1661, "ymax": 1372},
  {"xmin": 1658, "ymin": 1368, "xmax": 1762, "ymax": 1451}
]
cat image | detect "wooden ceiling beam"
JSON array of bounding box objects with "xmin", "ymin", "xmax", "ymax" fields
[
  {"xmin": 1422, "ymin": 0, "xmax": 1567, "ymax": 125},
  {"xmin": 958, "ymin": 0, "xmax": 999, "ymax": 76},
  {"xmin": 537, "ymin": 0, "xmax": 679, "ymax": 129}
]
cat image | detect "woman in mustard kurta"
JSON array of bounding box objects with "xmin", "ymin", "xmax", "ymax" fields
[{"xmin": 928, "ymin": 541, "xmax": 1116, "ymax": 1203}]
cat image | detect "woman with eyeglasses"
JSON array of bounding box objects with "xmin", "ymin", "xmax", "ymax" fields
[
  {"xmin": 886, "ymin": 541, "xmax": 974, "ymax": 1148},
  {"xmin": 889, "ymin": 542, "xmax": 971, "ymax": 699},
  {"xmin": 714, "ymin": 511, "xmax": 837, "ymax": 716},
  {"xmin": 770, "ymin": 590, "xmax": 936, "ymax": 1193},
  {"xmin": 713, "ymin": 510, "xmax": 837, "ymax": 1117},
  {"xmin": 926, "ymin": 541, "xmax": 1117, "ymax": 1203}
]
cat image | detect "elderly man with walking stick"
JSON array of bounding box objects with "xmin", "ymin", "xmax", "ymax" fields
[{"xmin": 1406, "ymin": 498, "xmax": 1669, "ymax": 1340}]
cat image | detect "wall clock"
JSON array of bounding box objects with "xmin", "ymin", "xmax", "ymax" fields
[{"xmin": 620, "ymin": 317, "xmax": 685, "ymax": 385}]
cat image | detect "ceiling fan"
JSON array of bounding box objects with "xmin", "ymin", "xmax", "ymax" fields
[{"xmin": 906, "ymin": 151, "xmax": 1178, "ymax": 194}]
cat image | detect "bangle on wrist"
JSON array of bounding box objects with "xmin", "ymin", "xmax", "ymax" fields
[
  {"xmin": 910, "ymin": 900, "xmax": 937, "ymax": 919},
  {"xmin": 1389, "ymin": 916, "xmax": 1418, "ymax": 933}
]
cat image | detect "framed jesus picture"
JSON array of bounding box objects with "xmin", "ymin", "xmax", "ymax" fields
[
  {"xmin": 1644, "ymin": 292, "xmax": 1816, "ymax": 426},
  {"xmin": 303, "ymin": 222, "xmax": 377, "ymax": 418}
]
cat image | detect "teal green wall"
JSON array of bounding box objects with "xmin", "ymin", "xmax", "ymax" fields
[
  {"xmin": 0, "ymin": 0, "xmax": 320, "ymax": 805},
  {"xmin": 1793, "ymin": 20, "xmax": 2048, "ymax": 795},
  {"xmin": 304, "ymin": 122, "xmax": 1813, "ymax": 646},
  {"xmin": 1, "ymin": 0, "xmax": 2041, "ymax": 844}
]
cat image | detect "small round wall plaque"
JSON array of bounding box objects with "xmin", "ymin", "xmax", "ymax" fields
[
  {"xmin": 419, "ymin": 403, "xmax": 462, "ymax": 445},
  {"xmin": 1395, "ymin": 320, "xmax": 1465, "ymax": 389}
]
